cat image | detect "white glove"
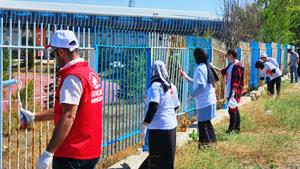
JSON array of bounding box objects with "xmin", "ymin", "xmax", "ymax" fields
[
  {"xmin": 36, "ymin": 150, "xmax": 54, "ymax": 169},
  {"xmin": 228, "ymin": 90, "xmax": 237, "ymax": 109},
  {"xmin": 19, "ymin": 108, "xmax": 35, "ymax": 124},
  {"xmin": 140, "ymin": 124, "xmax": 147, "ymax": 138}
]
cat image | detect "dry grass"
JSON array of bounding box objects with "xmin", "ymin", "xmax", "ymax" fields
[{"xmin": 175, "ymin": 82, "xmax": 300, "ymax": 169}]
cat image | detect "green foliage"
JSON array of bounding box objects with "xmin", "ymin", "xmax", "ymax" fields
[
  {"xmin": 265, "ymin": 90, "xmax": 300, "ymax": 132},
  {"xmin": 258, "ymin": 0, "xmax": 298, "ymax": 44},
  {"xmin": 203, "ymin": 30, "xmax": 213, "ymax": 39},
  {"xmin": 21, "ymin": 36, "xmax": 34, "ymax": 70},
  {"xmin": 18, "ymin": 80, "xmax": 34, "ymax": 110},
  {"xmin": 290, "ymin": 4, "xmax": 300, "ymax": 47},
  {"xmin": 176, "ymin": 83, "xmax": 300, "ymax": 168},
  {"xmin": 188, "ymin": 129, "xmax": 198, "ymax": 142},
  {"xmin": 3, "ymin": 48, "xmax": 10, "ymax": 81},
  {"xmin": 119, "ymin": 52, "xmax": 146, "ymax": 100},
  {"xmin": 176, "ymin": 142, "xmax": 241, "ymax": 169}
]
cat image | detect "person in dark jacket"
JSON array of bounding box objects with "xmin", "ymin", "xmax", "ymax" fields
[{"xmin": 211, "ymin": 49, "xmax": 244, "ymax": 134}]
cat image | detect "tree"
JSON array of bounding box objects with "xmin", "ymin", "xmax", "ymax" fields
[
  {"xmin": 290, "ymin": 4, "xmax": 300, "ymax": 47},
  {"xmin": 218, "ymin": 0, "xmax": 263, "ymax": 48},
  {"xmin": 257, "ymin": 0, "xmax": 297, "ymax": 44}
]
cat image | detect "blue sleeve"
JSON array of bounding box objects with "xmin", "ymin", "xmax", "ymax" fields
[{"xmin": 190, "ymin": 84, "xmax": 206, "ymax": 97}]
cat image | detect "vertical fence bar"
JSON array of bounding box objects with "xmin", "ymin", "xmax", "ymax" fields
[
  {"xmin": 250, "ymin": 41, "xmax": 260, "ymax": 89},
  {"xmin": 0, "ymin": 16, "xmax": 4, "ymax": 169},
  {"xmin": 124, "ymin": 32, "xmax": 129, "ymax": 149},
  {"xmin": 32, "ymin": 21, "xmax": 37, "ymax": 169},
  {"xmin": 116, "ymin": 30, "xmax": 121, "ymax": 151},
  {"xmin": 111, "ymin": 29, "xmax": 116, "ymax": 153},
  {"xmin": 121, "ymin": 31, "xmax": 126, "ymax": 150},
  {"xmin": 129, "ymin": 31, "xmax": 134, "ymax": 146},
  {"xmin": 39, "ymin": 22, "xmax": 44, "ymax": 156},
  {"xmin": 46, "ymin": 24, "xmax": 51, "ymax": 145},
  {"xmin": 8, "ymin": 17, "xmax": 13, "ymax": 169},
  {"xmin": 25, "ymin": 19, "xmax": 29, "ymax": 169},
  {"xmin": 17, "ymin": 18, "xmax": 21, "ymax": 169}
]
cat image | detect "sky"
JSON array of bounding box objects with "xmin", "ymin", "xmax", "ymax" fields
[{"xmin": 13, "ymin": 0, "xmax": 222, "ymax": 15}]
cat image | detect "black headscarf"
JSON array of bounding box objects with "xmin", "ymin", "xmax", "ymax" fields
[{"xmin": 194, "ymin": 48, "xmax": 216, "ymax": 87}]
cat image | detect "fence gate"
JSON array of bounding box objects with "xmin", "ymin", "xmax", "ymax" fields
[{"xmin": 96, "ymin": 45, "xmax": 149, "ymax": 157}]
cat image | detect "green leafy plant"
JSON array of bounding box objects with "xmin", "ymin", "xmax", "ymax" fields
[{"xmin": 189, "ymin": 129, "xmax": 198, "ymax": 142}]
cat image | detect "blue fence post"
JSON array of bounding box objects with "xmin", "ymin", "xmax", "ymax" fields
[
  {"xmin": 250, "ymin": 41, "xmax": 260, "ymax": 89},
  {"xmin": 266, "ymin": 43, "xmax": 272, "ymax": 57},
  {"xmin": 146, "ymin": 48, "xmax": 152, "ymax": 87},
  {"xmin": 94, "ymin": 45, "xmax": 99, "ymax": 72},
  {"xmin": 182, "ymin": 47, "xmax": 190, "ymax": 112},
  {"xmin": 143, "ymin": 48, "xmax": 152, "ymax": 152},
  {"xmin": 237, "ymin": 46, "xmax": 242, "ymax": 61},
  {"xmin": 284, "ymin": 44, "xmax": 289, "ymax": 75},
  {"xmin": 277, "ymin": 43, "xmax": 282, "ymax": 68}
]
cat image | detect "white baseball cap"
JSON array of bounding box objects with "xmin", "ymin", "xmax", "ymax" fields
[
  {"xmin": 46, "ymin": 30, "xmax": 79, "ymax": 52},
  {"xmin": 260, "ymin": 53, "xmax": 268, "ymax": 58}
]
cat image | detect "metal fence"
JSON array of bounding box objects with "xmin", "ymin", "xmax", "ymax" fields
[{"xmin": 0, "ymin": 13, "xmax": 293, "ymax": 169}]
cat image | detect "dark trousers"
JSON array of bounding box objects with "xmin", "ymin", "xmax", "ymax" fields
[
  {"xmin": 139, "ymin": 128, "xmax": 176, "ymax": 169},
  {"xmin": 290, "ymin": 66, "xmax": 299, "ymax": 83},
  {"xmin": 198, "ymin": 121, "xmax": 216, "ymax": 144},
  {"xmin": 228, "ymin": 108, "xmax": 240, "ymax": 132},
  {"xmin": 52, "ymin": 157, "xmax": 99, "ymax": 169},
  {"xmin": 267, "ymin": 76, "xmax": 281, "ymax": 95}
]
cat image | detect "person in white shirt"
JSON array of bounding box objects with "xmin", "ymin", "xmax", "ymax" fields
[
  {"xmin": 139, "ymin": 61, "xmax": 180, "ymax": 169},
  {"xmin": 259, "ymin": 53, "xmax": 279, "ymax": 85},
  {"xmin": 288, "ymin": 49, "xmax": 299, "ymax": 83},
  {"xmin": 260, "ymin": 53, "xmax": 279, "ymax": 67},
  {"xmin": 179, "ymin": 48, "xmax": 217, "ymax": 147},
  {"xmin": 255, "ymin": 60, "xmax": 282, "ymax": 96}
]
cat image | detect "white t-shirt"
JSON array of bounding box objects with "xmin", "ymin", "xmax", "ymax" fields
[
  {"xmin": 59, "ymin": 58, "xmax": 84, "ymax": 105},
  {"xmin": 192, "ymin": 64, "xmax": 216, "ymax": 109},
  {"xmin": 226, "ymin": 64, "xmax": 234, "ymax": 98},
  {"xmin": 267, "ymin": 57, "xmax": 279, "ymax": 67},
  {"xmin": 145, "ymin": 82, "xmax": 180, "ymax": 130},
  {"xmin": 261, "ymin": 62, "xmax": 281, "ymax": 80}
]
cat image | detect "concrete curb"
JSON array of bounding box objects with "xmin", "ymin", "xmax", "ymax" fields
[{"xmin": 108, "ymin": 85, "xmax": 268, "ymax": 169}]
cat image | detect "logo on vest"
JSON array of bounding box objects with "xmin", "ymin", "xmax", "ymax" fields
[
  {"xmin": 89, "ymin": 72, "xmax": 103, "ymax": 103},
  {"xmin": 89, "ymin": 72, "xmax": 101, "ymax": 89}
]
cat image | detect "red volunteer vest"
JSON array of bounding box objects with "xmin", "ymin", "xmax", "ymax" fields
[{"xmin": 54, "ymin": 62, "xmax": 103, "ymax": 159}]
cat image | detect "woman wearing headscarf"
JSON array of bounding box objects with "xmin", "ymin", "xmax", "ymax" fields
[
  {"xmin": 139, "ymin": 60, "xmax": 180, "ymax": 169},
  {"xmin": 180, "ymin": 48, "xmax": 217, "ymax": 146}
]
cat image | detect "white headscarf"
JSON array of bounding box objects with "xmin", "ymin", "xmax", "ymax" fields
[{"xmin": 150, "ymin": 60, "xmax": 171, "ymax": 87}]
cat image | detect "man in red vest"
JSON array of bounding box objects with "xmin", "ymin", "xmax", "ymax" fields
[{"xmin": 19, "ymin": 30, "xmax": 103, "ymax": 169}]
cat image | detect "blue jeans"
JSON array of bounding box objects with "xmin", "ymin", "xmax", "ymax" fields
[
  {"xmin": 290, "ymin": 66, "xmax": 298, "ymax": 83},
  {"xmin": 52, "ymin": 157, "xmax": 99, "ymax": 169}
]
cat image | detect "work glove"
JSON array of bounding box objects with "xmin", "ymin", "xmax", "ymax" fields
[
  {"xmin": 19, "ymin": 108, "xmax": 35, "ymax": 124},
  {"xmin": 228, "ymin": 91, "xmax": 238, "ymax": 109},
  {"xmin": 36, "ymin": 150, "xmax": 54, "ymax": 169}
]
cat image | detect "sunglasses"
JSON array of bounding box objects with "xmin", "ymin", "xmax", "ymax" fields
[{"xmin": 49, "ymin": 48, "xmax": 58, "ymax": 59}]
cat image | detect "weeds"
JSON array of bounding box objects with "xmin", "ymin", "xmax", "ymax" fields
[{"xmin": 175, "ymin": 82, "xmax": 300, "ymax": 169}]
